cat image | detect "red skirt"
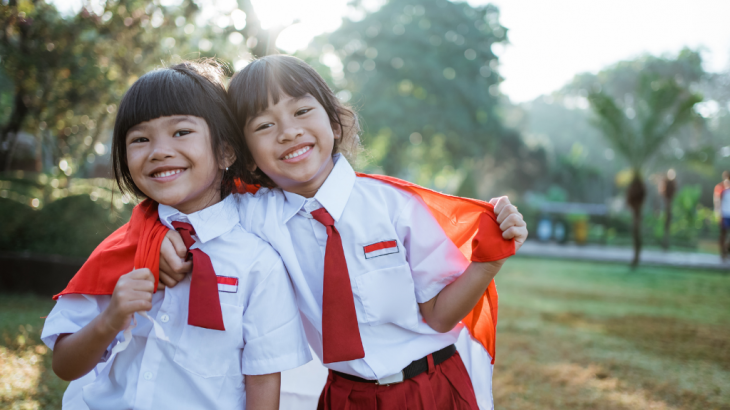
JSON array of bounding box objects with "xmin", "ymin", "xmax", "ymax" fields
[{"xmin": 317, "ymin": 351, "xmax": 479, "ymax": 410}]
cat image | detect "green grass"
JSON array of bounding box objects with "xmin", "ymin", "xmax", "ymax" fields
[
  {"xmin": 494, "ymin": 258, "xmax": 730, "ymax": 410},
  {"xmin": 1, "ymin": 258, "xmax": 729, "ymax": 409},
  {"xmin": 0, "ymin": 293, "xmax": 67, "ymax": 410}
]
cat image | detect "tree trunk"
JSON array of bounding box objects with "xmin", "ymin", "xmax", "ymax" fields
[
  {"xmin": 631, "ymin": 206, "xmax": 643, "ymax": 267},
  {"xmin": 627, "ymin": 172, "xmax": 646, "ymax": 268},
  {"xmin": 660, "ymin": 176, "xmax": 676, "ymax": 250}
]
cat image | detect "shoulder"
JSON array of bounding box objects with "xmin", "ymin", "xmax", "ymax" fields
[{"xmin": 353, "ymin": 175, "xmax": 417, "ymax": 206}]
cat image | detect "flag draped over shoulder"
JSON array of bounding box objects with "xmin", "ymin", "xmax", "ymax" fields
[
  {"xmin": 356, "ymin": 173, "xmax": 515, "ymax": 364},
  {"xmin": 54, "ymin": 176, "xmax": 513, "ymax": 363},
  {"xmin": 53, "ymin": 199, "xmax": 168, "ymax": 300}
]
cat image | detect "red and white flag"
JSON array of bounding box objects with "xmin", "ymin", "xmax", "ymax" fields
[
  {"xmin": 363, "ymin": 240, "xmax": 399, "ymax": 259},
  {"xmin": 217, "ymin": 276, "xmax": 238, "ymax": 293}
]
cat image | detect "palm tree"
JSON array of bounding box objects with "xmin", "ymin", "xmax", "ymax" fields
[{"xmin": 588, "ymin": 74, "xmax": 701, "ymax": 267}]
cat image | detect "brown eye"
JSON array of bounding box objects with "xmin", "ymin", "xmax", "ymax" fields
[
  {"xmin": 255, "ymin": 123, "xmax": 273, "ymax": 132},
  {"xmin": 295, "ymin": 108, "xmax": 312, "ymax": 116},
  {"xmin": 173, "ymin": 130, "xmax": 192, "ymax": 137}
]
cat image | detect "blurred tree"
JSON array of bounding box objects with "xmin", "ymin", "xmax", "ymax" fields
[
  {"xmin": 304, "ymin": 0, "xmax": 518, "ymax": 194},
  {"xmin": 0, "ymin": 0, "xmax": 279, "ymax": 209},
  {"xmin": 585, "ymin": 51, "xmax": 702, "ymax": 266}
]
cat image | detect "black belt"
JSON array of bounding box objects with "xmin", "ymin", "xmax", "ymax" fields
[{"xmin": 332, "ymin": 344, "xmax": 457, "ymax": 385}]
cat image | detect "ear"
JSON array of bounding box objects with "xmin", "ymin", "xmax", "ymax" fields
[
  {"xmin": 221, "ymin": 146, "xmax": 237, "ymax": 171},
  {"xmin": 331, "ymin": 122, "xmax": 342, "ymax": 140}
]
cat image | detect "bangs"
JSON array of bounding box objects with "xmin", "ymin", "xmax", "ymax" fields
[
  {"xmin": 229, "ymin": 56, "xmax": 335, "ymax": 129},
  {"xmin": 112, "ymin": 61, "xmax": 246, "ymax": 200},
  {"xmin": 115, "ymin": 69, "xmax": 217, "ymax": 136}
]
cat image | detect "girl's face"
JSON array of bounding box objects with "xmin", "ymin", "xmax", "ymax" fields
[
  {"xmin": 126, "ymin": 115, "xmax": 230, "ymax": 214},
  {"xmin": 244, "ymin": 93, "xmax": 341, "ymax": 198}
]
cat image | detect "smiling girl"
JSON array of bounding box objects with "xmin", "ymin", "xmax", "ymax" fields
[
  {"xmin": 40, "ymin": 61, "xmax": 311, "ymax": 410},
  {"xmin": 213, "ymin": 55, "xmax": 527, "ymax": 409}
]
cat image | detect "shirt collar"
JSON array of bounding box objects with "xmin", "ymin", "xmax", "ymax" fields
[
  {"xmin": 158, "ymin": 195, "xmax": 239, "ymax": 244},
  {"xmin": 281, "ymin": 154, "xmax": 356, "ymax": 223}
]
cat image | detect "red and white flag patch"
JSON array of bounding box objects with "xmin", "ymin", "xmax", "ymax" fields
[
  {"xmin": 217, "ymin": 276, "xmax": 238, "ymax": 293},
  {"xmin": 363, "ymin": 240, "xmax": 399, "ymax": 259}
]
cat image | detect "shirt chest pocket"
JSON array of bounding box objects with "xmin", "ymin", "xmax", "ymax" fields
[
  {"xmin": 354, "ymin": 264, "xmax": 419, "ymax": 331},
  {"xmin": 173, "ymin": 303, "xmax": 244, "ymax": 378}
]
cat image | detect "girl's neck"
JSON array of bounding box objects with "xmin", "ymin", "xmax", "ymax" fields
[
  {"xmin": 165, "ymin": 189, "xmax": 222, "ymax": 215},
  {"xmin": 281, "ymin": 156, "xmax": 336, "ymax": 199}
]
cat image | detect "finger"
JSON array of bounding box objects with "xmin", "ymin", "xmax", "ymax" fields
[
  {"xmin": 165, "ymin": 230, "xmax": 188, "ymax": 259},
  {"xmin": 123, "ymin": 290, "xmax": 153, "ymax": 306},
  {"xmin": 496, "ymin": 204, "xmax": 519, "ymax": 224},
  {"xmin": 504, "ymin": 226, "xmax": 528, "ymax": 241},
  {"xmin": 161, "ymin": 243, "xmax": 192, "ymax": 276},
  {"xmin": 159, "ymin": 271, "xmax": 181, "ymax": 288},
  {"xmin": 502, "ymin": 226, "xmax": 518, "ymax": 240},
  {"xmin": 493, "ymin": 196, "xmax": 510, "ymax": 215},
  {"xmin": 157, "ymin": 281, "xmax": 166, "ymax": 291},
  {"xmin": 160, "ymin": 239, "xmax": 186, "ymax": 271},
  {"xmin": 127, "ymin": 268, "xmax": 154, "ymax": 281},
  {"xmin": 489, "ymin": 197, "xmax": 499, "ymax": 206},
  {"xmin": 123, "ymin": 299, "xmax": 153, "ymax": 313},
  {"xmin": 500, "ymin": 214, "xmax": 521, "ymax": 231},
  {"xmin": 130, "ymin": 278, "xmax": 156, "ymax": 293}
]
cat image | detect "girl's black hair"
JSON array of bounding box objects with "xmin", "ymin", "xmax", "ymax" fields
[
  {"xmin": 228, "ymin": 54, "xmax": 361, "ymax": 188},
  {"xmin": 112, "ymin": 60, "xmax": 246, "ymax": 199}
]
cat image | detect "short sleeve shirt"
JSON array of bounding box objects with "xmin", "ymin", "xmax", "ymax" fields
[
  {"xmin": 41, "ymin": 195, "xmax": 311, "ymax": 410},
  {"xmin": 241, "ymin": 156, "xmax": 469, "ymax": 380}
]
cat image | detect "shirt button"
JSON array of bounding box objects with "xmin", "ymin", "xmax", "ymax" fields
[
  {"xmin": 160, "ymin": 314, "xmax": 169, "ymax": 323},
  {"xmin": 143, "ymin": 371, "xmax": 153, "ymax": 380}
]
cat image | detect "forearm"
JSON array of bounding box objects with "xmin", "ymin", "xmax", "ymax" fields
[
  {"xmin": 244, "ymin": 373, "xmax": 280, "ymax": 410},
  {"xmin": 52, "ymin": 313, "xmax": 120, "ymax": 381},
  {"xmin": 419, "ymin": 260, "xmax": 504, "ymax": 333}
]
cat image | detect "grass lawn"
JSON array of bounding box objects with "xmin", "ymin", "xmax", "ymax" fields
[
  {"xmin": 493, "ymin": 258, "xmax": 730, "ymax": 410},
  {"xmin": 1, "ymin": 257, "xmax": 728, "ymax": 409}
]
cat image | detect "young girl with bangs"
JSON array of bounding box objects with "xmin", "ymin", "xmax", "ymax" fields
[
  {"xmin": 85, "ymin": 55, "xmax": 527, "ymax": 409},
  {"xmin": 40, "ymin": 61, "xmax": 311, "ymax": 410},
  {"xmin": 161, "ymin": 55, "xmax": 525, "ymax": 409}
]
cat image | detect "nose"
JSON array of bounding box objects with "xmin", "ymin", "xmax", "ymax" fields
[
  {"xmin": 278, "ymin": 119, "xmax": 303, "ymax": 143},
  {"xmin": 148, "ymin": 134, "xmax": 176, "ymax": 161}
]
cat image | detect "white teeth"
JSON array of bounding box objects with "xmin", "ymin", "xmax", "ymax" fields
[
  {"xmin": 153, "ymin": 169, "xmax": 183, "ymax": 178},
  {"xmin": 283, "ymin": 146, "xmax": 311, "ymax": 160}
]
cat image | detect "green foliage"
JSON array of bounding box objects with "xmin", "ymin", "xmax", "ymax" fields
[
  {"xmin": 647, "ymin": 185, "xmax": 717, "ymax": 247},
  {"xmin": 0, "ymin": 0, "xmax": 279, "ymax": 179},
  {"xmin": 0, "ymin": 194, "xmax": 130, "ymax": 258},
  {"xmin": 308, "ymin": 0, "xmax": 510, "ymax": 184},
  {"xmin": 0, "ymin": 197, "xmax": 34, "ymax": 252}
]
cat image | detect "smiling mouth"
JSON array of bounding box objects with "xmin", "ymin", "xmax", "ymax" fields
[
  {"xmin": 151, "ymin": 169, "xmax": 184, "ymax": 178},
  {"xmin": 282, "ymin": 146, "xmax": 312, "ymax": 160}
]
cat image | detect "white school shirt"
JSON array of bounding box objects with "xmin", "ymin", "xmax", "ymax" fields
[
  {"xmin": 239, "ymin": 155, "xmax": 470, "ymax": 380},
  {"xmin": 41, "ymin": 195, "xmax": 311, "ymax": 410}
]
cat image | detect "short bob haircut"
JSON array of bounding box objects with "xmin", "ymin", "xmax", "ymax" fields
[
  {"xmin": 228, "ymin": 54, "xmax": 361, "ymax": 188},
  {"xmin": 112, "ymin": 60, "xmax": 246, "ymax": 200}
]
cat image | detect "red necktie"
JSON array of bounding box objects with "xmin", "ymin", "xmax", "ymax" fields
[
  {"xmin": 171, "ymin": 221, "xmax": 225, "ymax": 331},
  {"xmin": 310, "ymin": 207, "xmax": 365, "ymax": 364}
]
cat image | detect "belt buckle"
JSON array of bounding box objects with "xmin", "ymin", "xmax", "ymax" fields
[{"xmin": 376, "ymin": 370, "xmax": 404, "ymax": 386}]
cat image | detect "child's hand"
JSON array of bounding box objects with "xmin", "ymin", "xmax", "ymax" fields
[
  {"xmin": 158, "ymin": 230, "xmax": 191, "ymax": 290},
  {"xmin": 490, "ymin": 196, "xmax": 528, "ymax": 252},
  {"xmin": 101, "ymin": 268, "xmax": 155, "ymax": 333}
]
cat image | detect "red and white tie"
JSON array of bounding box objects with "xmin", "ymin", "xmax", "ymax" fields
[
  {"xmin": 171, "ymin": 221, "xmax": 225, "ymax": 331},
  {"xmin": 310, "ymin": 207, "xmax": 365, "ymax": 363}
]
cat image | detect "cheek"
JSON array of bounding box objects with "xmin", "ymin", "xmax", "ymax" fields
[
  {"xmin": 244, "ymin": 137, "xmax": 269, "ymax": 166},
  {"xmin": 126, "ymin": 149, "xmax": 147, "ymax": 178}
]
